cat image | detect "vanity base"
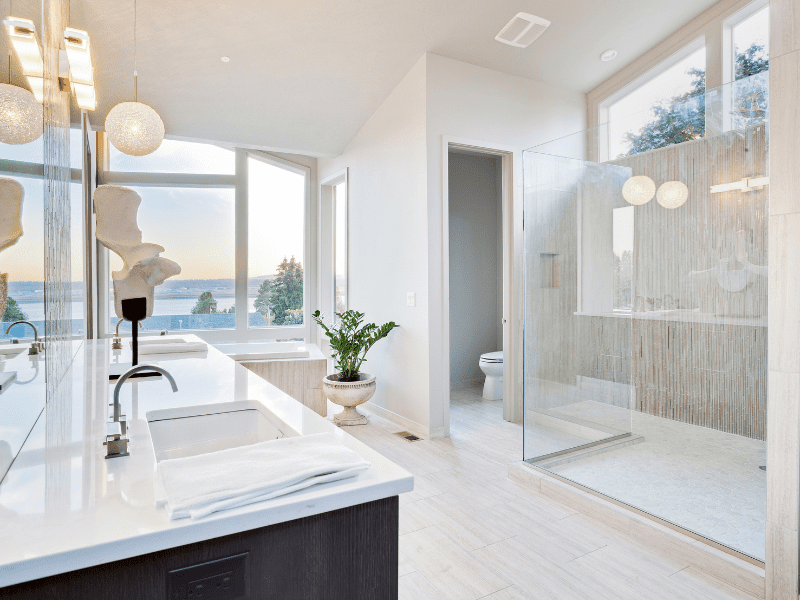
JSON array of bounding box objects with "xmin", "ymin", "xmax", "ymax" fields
[{"xmin": 3, "ymin": 496, "xmax": 399, "ymax": 600}]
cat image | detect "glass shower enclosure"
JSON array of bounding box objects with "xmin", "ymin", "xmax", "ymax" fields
[{"xmin": 522, "ymin": 72, "xmax": 768, "ymax": 561}]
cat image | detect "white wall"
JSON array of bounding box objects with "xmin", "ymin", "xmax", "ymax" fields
[
  {"xmin": 448, "ymin": 151, "xmax": 502, "ymax": 383},
  {"xmin": 426, "ymin": 53, "xmax": 587, "ymax": 431},
  {"xmin": 319, "ymin": 52, "xmax": 585, "ymax": 434},
  {"xmin": 318, "ymin": 55, "xmax": 431, "ymax": 430}
]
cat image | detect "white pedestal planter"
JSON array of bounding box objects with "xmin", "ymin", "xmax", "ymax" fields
[{"xmin": 323, "ymin": 373, "xmax": 376, "ymax": 426}]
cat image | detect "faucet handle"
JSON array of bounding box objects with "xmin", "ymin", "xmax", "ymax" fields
[{"xmin": 105, "ymin": 422, "xmax": 129, "ymax": 459}]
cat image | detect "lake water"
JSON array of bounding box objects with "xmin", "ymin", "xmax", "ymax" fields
[{"xmin": 14, "ymin": 297, "xmax": 256, "ymax": 322}]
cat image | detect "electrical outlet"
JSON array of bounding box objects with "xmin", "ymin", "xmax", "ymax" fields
[
  {"xmin": 168, "ymin": 553, "xmax": 248, "ymax": 600},
  {"xmin": 407, "ymin": 292, "xmax": 416, "ymax": 307},
  {"xmin": 187, "ymin": 571, "xmax": 234, "ymax": 599}
]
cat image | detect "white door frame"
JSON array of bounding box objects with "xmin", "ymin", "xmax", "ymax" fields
[{"xmin": 441, "ymin": 135, "xmax": 521, "ymax": 437}]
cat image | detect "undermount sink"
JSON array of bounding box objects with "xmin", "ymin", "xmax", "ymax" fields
[
  {"xmin": 146, "ymin": 401, "xmax": 296, "ymax": 463},
  {"xmin": 0, "ymin": 346, "xmax": 27, "ymax": 359}
]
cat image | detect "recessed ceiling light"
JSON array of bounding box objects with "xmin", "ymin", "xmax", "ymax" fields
[
  {"xmin": 221, "ymin": 56, "xmax": 230, "ymax": 63},
  {"xmin": 495, "ymin": 13, "xmax": 551, "ymax": 48},
  {"xmin": 600, "ymin": 49, "xmax": 617, "ymax": 61}
]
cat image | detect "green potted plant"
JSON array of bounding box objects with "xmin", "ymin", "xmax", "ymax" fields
[{"xmin": 312, "ymin": 309, "xmax": 398, "ymax": 425}]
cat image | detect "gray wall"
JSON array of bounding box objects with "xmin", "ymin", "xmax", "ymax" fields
[{"xmin": 449, "ymin": 152, "xmax": 502, "ymax": 384}]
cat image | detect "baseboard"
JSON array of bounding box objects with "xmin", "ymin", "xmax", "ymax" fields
[
  {"xmin": 508, "ymin": 461, "xmax": 765, "ymax": 599},
  {"xmin": 451, "ymin": 378, "xmax": 483, "ymax": 391},
  {"xmin": 360, "ymin": 402, "xmax": 445, "ymax": 439}
]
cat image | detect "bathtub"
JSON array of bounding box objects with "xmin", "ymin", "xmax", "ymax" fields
[{"xmin": 212, "ymin": 341, "xmax": 312, "ymax": 361}]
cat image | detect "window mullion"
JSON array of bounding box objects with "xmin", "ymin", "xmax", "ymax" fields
[{"xmin": 234, "ymin": 149, "xmax": 249, "ymax": 341}]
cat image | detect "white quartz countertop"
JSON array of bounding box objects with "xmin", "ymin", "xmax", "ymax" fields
[{"xmin": 0, "ymin": 337, "xmax": 413, "ymax": 588}]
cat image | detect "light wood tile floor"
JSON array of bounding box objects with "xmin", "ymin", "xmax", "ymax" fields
[{"xmin": 327, "ymin": 384, "xmax": 761, "ymax": 600}]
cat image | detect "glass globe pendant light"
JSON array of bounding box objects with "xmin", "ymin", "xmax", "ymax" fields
[
  {"xmin": 104, "ymin": 0, "xmax": 164, "ymax": 156},
  {"xmin": 0, "ymin": 80, "xmax": 41, "ymax": 144},
  {"xmin": 657, "ymin": 180, "xmax": 689, "ymax": 209},
  {"xmin": 622, "ymin": 175, "xmax": 655, "ymax": 206}
]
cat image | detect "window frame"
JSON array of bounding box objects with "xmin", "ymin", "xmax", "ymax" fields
[
  {"xmin": 95, "ymin": 137, "xmax": 313, "ymax": 343},
  {"xmin": 318, "ymin": 168, "xmax": 348, "ymax": 354}
]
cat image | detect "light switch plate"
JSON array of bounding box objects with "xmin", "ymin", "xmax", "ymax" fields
[{"xmin": 407, "ymin": 292, "xmax": 416, "ymax": 307}]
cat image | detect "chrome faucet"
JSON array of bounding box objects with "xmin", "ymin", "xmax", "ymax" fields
[
  {"xmin": 4, "ymin": 321, "xmax": 43, "ymax": 355},
  {"xmin": 106, "ymin": 364, "xmax": 178, "ymax": 459},
  {"xmin": 112, "ymin": 318, "xmax": 142, "ymax": 350}
]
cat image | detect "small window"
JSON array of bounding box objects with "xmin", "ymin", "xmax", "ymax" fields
[
  {"xmin": 109, "ymin": 138, "xmax": 235, "ymax": 174},
  {"xmin": 334, "ymin": 180, "xmax": 347, "ymax": 317},
  {"xmin": 248, "ymin": 157, "xmax": 305, "ymax": 328},
  {"xmin": 613, "ymin": 206, "xmax": 634, "ymax": 311},
  {"xmin": 733, "ymin": 6, "xmax": 769, "ymax": 80},
  {"xmin": 607, "ymin": 46, "xmax": 706, "ymax": 159}
]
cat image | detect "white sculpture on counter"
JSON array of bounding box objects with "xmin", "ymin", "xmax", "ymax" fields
[
  {"xmin": 0, "ymin": 178, "xmax": 24, "ymax": 318},
  {"xmin": 94, "ymin": 185, "xmax": 181, "ymax": 319}
]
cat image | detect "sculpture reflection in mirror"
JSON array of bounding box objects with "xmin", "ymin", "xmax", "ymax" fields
[
  {"xmin": 688, "ymin": 229, "xmax": 767, "ymax": 318},
  {"xmin": 94, "ymin": 185, "xmax": 181, "ymax": 320},
  {"xmin": 0, "ymin": 178, "xmax": 24, "ymax": 319}
]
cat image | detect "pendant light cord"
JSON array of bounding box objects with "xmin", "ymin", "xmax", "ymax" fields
[
  {"xmin": 133, "ymin": 0, "xmax": 137, "ymax": 101},
  {"xmin": 7, "ymin": 0, "xmax": 11, "ymax": 84}
]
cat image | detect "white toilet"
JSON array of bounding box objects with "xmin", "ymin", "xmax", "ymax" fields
[{"xmin": 478, "ymin": 351, "xmax": 504, "ymax": 400}]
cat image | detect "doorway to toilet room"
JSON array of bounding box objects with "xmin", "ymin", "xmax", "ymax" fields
[{"xmin": 448, "ymin": 148, "xmax": 505, "ymax": 423}]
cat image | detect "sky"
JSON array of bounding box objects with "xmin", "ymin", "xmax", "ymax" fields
[{"xmin": 2, "ymin": 135, "xmax": 305, "ymax": 283}]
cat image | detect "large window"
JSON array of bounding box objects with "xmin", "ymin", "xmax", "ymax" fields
[
  {"xmin": 106, "ymin": 187, "xmax": 236, "ymax": 332},
  {"xmin": 100, "ymin": 140, "xmax": 309, "ymax": 341},
  {"xmin": 607, "ymin": 46, "xmax": 706, "ymax": 160}
]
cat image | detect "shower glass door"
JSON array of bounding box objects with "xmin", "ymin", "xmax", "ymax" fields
[{"xmin": 522, "ymin": 72, "xmax": 768, "ymax": 561}]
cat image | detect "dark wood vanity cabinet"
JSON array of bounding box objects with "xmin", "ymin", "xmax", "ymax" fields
[{"xmin": 3, "ymin": 496, "xmax": 399, "ymax": 600}]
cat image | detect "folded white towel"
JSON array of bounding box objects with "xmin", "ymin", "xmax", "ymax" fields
[
  {"xmin": 138, "ymin": 342, "xmax": 208, "ymax": 355},
  {"xmin": 155, "ymin": 432, "xmax": 371, "ymax": 520}
]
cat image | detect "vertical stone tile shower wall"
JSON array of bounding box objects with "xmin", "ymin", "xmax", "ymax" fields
[
  {"xmin": 612, "ymin": 126, "xmax": 768, "ymax": 440},
  {"xmin": 43, "ymin": 0, "xmax": 73, "ymax": 394},
  {"xmin": 524, "ymin": 122, "xmax": 769, "ymax": 452}
]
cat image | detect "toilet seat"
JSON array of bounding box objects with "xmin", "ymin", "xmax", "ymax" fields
[{"xmin": 480, "ymin": 351, "xmax": 503, "ymax": 363}]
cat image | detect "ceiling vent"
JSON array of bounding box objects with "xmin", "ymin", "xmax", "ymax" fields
[{"xmin": 495, "ymin": 13, "xmax": 551, "ymax": 48}]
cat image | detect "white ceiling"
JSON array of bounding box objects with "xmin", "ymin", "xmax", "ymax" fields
[{"xmin": 70, "ymin": 0, "xmax": 719, "ymax": 156}]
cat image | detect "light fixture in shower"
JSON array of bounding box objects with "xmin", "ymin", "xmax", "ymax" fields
[
  {"xmin": 622, "ymin": 175, "xmax": 655, "ymax": 205},
  {"xmin": 657, "ymin": 180, "xmax": 689, "ymax": 209},
  {"xmin": 710, "ymin": 176, "xmax": 769, "ymax": 194}
]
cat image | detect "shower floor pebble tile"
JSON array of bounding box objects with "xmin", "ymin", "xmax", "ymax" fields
[{"xmin": 544, "ymin": 401, "xmax": 766, "ymax": 560}]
